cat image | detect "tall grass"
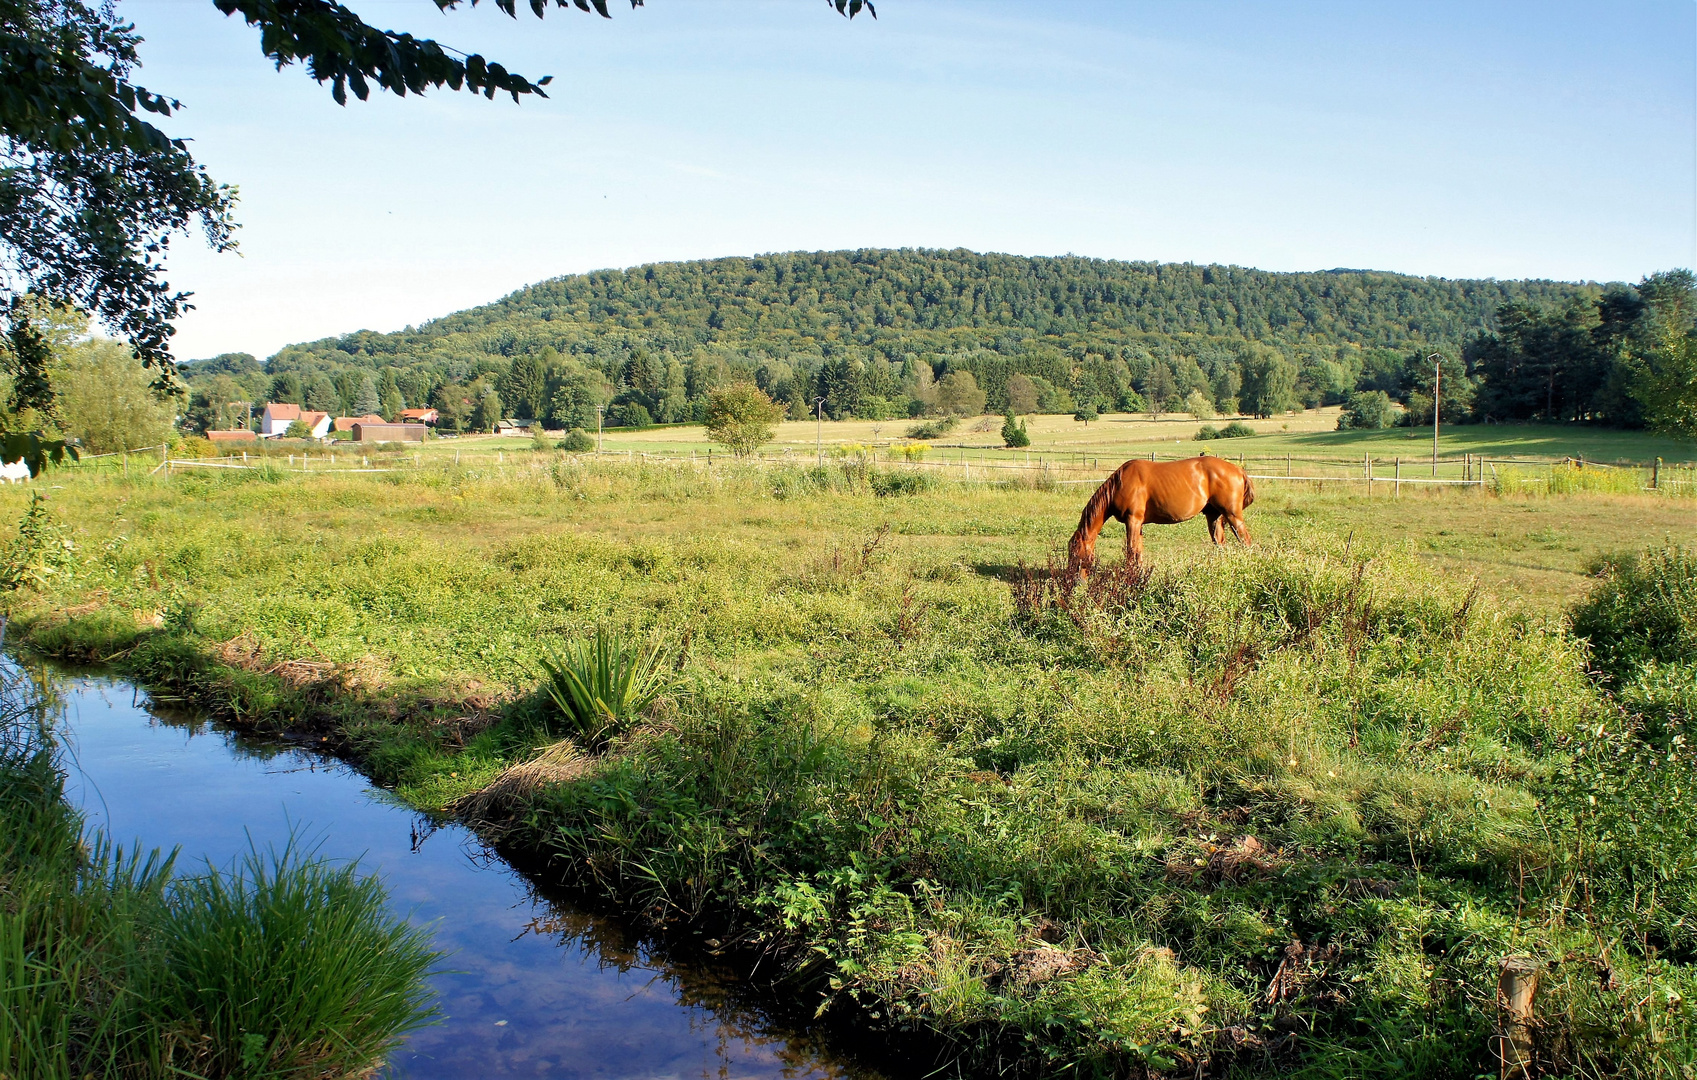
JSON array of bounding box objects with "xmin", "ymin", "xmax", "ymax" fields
[
  {"xmin": 13, "ymin": 462, "xmax": 1697, "ymax": 1076},
  {"xmin": 0, "ymin": 665, "xmax": 438, "ymax": 1079}
]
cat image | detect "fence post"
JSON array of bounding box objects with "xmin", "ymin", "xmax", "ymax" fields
[
  {"xmin": 1496, "ymin": 958, "xmax": 1539, "ymax": 1080},
  {"xmin": 1366, "ymin": 452, "xmax": 1372, "ymax": 497},
  {"xmin": 1394, "ymin": 457, "xmax": 1400, "ymax": 497},
  {"xmin": 1653, "ymin": 457, "xmax": 1661, "ymax": 490}
]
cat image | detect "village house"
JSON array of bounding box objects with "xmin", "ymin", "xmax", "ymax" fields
[
  {"xmin": 259, "ymin": 404, "xmax": 332, "ymax": 439},
  {"xmin": 397, "ymin": 408, "xmax": 438, "ymax": 425},
  {"xmin": 258, "ymin": 402, "xmax": 299, "ymax": 437}
]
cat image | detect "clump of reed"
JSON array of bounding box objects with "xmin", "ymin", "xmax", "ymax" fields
[
  {"xmin": 537, "ymin": 626, "xmax": 671, "ymax": 743},
  {"xmin": 0, "ymin": 666, "xmax": 438, "ymax": 1079}
]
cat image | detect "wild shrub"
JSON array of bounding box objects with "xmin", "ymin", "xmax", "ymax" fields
[
  {"xmin": 1000, "ymin": 411, "xmax": 1030, "ymax": 448},
  {"xmin": 1337, "ymin": 389, "xmax": 1394, "ymax": 430},
  {"xmin": 1193, "ymin": 421, "xmax": 1256, "ymax": 441},
  {"xmin": 1571, "ymin": 545, "xmax": 1697, "ymax": 684},
  {"xmin": 0, "ymin": 493, "xmax": 75, "ymax": 592},
  {"xmin": 904, "ymin": 416, "xmax": 957, "ymax": 440},
  {"xmin": 558, "ymin": 427, "xmax": 594, "ymax": 452},
  {"xmin": 870, "ymin": 469, "xmax": 932, "ymax": 497}
]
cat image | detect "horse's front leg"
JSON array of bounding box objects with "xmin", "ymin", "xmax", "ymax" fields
[
  {"xmin": 1205, "ymin": 510, "xmax": 1225, "ymax": 544},
  {"xmin": 1126, "ymin": 519, "xmax": 1144, "ymax": 562}
]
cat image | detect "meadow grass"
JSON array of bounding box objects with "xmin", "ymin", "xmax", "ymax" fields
[
  {"xmin": 0, "ymin": 666, "xmax": 439, "ymax": 1079},
  {"xmin": 5, "ymin": 461, "xmax": 1696, "ymax": 1077}
]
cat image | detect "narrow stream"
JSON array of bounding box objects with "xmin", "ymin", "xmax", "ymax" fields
[{"xmin": 51, "ymin": 671, "xmax": 873, "ymax": 1080}]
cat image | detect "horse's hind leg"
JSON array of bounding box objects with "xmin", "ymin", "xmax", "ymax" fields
[
  {"xmin": 1225, "ymin": 513, "xmax": 1252, "ymax": 546},
  {"xmin": 1205, "ymin": 509, "xmax": 1226, "ymax": 545}
]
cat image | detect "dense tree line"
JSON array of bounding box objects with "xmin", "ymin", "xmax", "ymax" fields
[
  {"xmin": 1465, "ymin": 270, "xmax": 1696, "ymax": 434},
  {"xmin": 181, "ymin": 249, "xmax": 1691, "ymax": 435}
]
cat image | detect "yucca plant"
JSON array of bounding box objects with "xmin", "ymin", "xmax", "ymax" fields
[{"xmin": 538, "ymin": 627, "xmax": 671, "ymax": 742}]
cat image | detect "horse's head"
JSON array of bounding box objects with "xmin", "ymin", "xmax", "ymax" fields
[{"xmin": 1067, "ymin": 531, "xmax": 1097, "ymax": 579}]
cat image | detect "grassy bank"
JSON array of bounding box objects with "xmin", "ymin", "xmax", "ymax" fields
[
  {"xmin": 5, "ymin": 461, "xmax": 1696, "ymax": 1076},
  {"xmin": 0, "ymin": 664, "xmax": 438, "ymax": 1079}
]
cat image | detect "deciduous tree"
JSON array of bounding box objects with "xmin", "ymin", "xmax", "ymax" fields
[
  {"xmin": 704, "ymin": 381, "xmax": 782, "ymax": 457},
  {"xmin": 935, "ymin": 370, "xmax": 986, "ymax": 418}
]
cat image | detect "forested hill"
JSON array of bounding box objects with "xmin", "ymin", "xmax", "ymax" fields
[
  {"xmin": 419, "ymin": 249, "xmax": 1582, "ymax": 351},
  {"xmin": 188, "ymin": 249, "xmax": 1626, "ymax": 434}
]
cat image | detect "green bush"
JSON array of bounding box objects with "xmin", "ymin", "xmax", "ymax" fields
[
  {"xmin": 869, "ymin": 469, "xmax": 933, "ymax": 497},
  {"xmin": 904, "ymin": 416, "xmax": 957, "ymax": 440},
  {"xmin": 0, "ymin": 494, "xmax": 75, "ymax": 592},
  {"xmin": 558, "ymin": 428, "xmax": 595, "ymax": 453},
  {"xmin": 1338, "ymin": 390, "xmax": 1395, "ymax": 430},
  {"xmin": 1000, "ymin": 411, "xmax": 1030, "ymax": 448},
  {"xmin": 1193, "ymin": 421, "xmax": 1255, "ymax": 441},
  {"xmin": 1571, "ymin": 545, "xmax": 1697, "ymax": 685}
]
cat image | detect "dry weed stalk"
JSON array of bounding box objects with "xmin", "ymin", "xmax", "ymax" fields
[
  {"xmin": 451, "ymin": 739, "xmax": 597, "ymax": 830},
  {"xmin": 1010, "ymin": 555, "xmax": 1154, "ymax": 629}
]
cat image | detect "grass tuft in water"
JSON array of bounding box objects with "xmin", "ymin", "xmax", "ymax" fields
[{"xmin": 0, "ymin": 665, "xmax": 439, "ymax": 1079}]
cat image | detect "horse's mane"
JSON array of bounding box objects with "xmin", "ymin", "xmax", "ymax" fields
[{"xmin": 1068, "ymin": 468, "xmax": 1120, "ymax": 562}]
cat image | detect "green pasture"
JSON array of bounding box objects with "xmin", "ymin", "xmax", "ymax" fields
[
  {"xmin": 5, "ymin": 461, "xmax": 1696, "ymax": 1078},
  {"xmin": 151, "ymin": 414, "xmax": 1697, "ymax": 524}
]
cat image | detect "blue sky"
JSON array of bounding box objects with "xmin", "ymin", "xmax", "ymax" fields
[{"xmin": 125, "ymin": 0, "xmax": 1697, "ymax": 360}]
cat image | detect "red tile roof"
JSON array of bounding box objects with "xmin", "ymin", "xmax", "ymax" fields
[
  {"xmin": 332, "ymin": 414, "xmax": 385, "ymax": 432},
  {"xmin": 206, "ymin": 429, "xmax": 257, "ymax": 442},
  {"xmin": 263, "ymin": 403, "xmax": 302, "ymax": 420}
]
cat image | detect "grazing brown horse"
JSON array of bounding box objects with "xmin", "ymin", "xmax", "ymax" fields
[{"xmin": 1068, "ymin": 454, "xmax": 1255, "ymax": 570}]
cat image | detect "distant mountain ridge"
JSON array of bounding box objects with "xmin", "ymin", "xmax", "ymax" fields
[
  {"xmin": 184, "ymin": 248, "xmax": 1611, "ymax": 434},
  {"xmin": 395, "ymin": 248, "xmax": 1592, "ymax": 355}
]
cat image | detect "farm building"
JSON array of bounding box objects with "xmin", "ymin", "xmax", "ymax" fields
[
  {"xmin": 350, "ymin": 422, "xmax": 428, "ymax": 443},
  {"xmin": 333, "ymin": 414, "xmax": 385, "ymax": 433},
  {"xmin": 206, "ymin": 430, "xmax": 258, "ymax": 444},
  {"xmin": 398, "ymin": 408, "xmax": 438, "ymax": 425}
]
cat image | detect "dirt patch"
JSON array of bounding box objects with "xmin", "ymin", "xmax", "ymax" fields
[
  {"xmin": 215, "ymin": 630, "xmax": 391, "ymax": 696},
  {"xmin": 1164, "ymin": 834, "xmax": 1280, "ymax": 888},
  {"xmin": 1004, "ymin": 945, "xmax": 1106, "ymax": 989}
]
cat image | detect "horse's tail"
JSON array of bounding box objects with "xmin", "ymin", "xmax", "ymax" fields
[
  {"xmin": 1242, "ymin": 469, "xmax": 1256, "ymax": 509},
  {"xmin": 1069, "ymin": 469, "xmax": 1119, "ymax": 567}
]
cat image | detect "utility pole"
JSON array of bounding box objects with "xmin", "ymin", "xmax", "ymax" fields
[
  {"xmin": 1428, "ymin": 352, "xmax": 1442, "ymax": 477},
  {"xmin": 813, "ymin": 396, "xmax": 826, "ymax": 466},
  {"xmin": 595, "ymin": 405, "xmax": 605, "ymax": 454}
]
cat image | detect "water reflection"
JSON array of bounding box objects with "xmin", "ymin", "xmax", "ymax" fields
[{"xmin": 49, "ymin": 672, "xmax": 872, "ymax": 1080}]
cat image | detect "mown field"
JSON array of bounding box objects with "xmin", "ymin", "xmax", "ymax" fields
[
  {"xmin": 576, "ymin": 411, "xmax": 1697, "ymax": 469},
  {"xmin": 7, "ymin": 454, "xmax": 1697, "ymax": 1078}
]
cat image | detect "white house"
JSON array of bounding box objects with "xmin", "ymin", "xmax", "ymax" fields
[
  {"xmin": 260, "ymin": 403, "xmax": 298, "ymax": 437},
  {"xmin": 259, "ymin": 403, "xmax": 331, "ymax": 438}
]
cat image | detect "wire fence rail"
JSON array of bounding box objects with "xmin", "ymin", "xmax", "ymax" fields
[{"xmin": 34, "ymin": 441, "xmax": 1697, "ymax": 497}]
